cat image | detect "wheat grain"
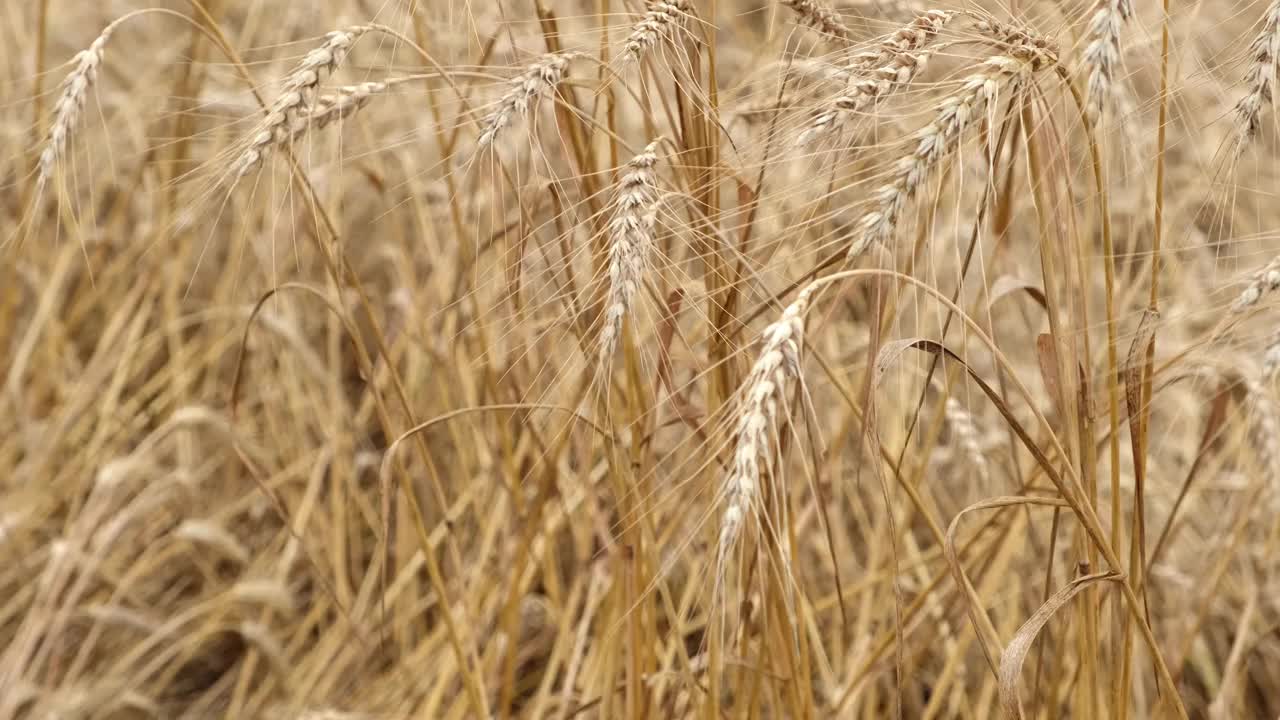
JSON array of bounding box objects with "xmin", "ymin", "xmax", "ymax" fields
[
  {"xmin": 1263, "ymin": 333, "xmax": 1280, "ymax": 380},
  {"xmin": 599, "ymin": 141, "xmax": 662, "ymax": 367},
  {"xmin": 622, "ymin": 0, "xmax": 693, "ymax": 64},
  {"xmin": 1082, "ymin": 0, "xmax": 1134, "ymax": 119},
  {"xmin": 720, "ymin": 284, "xmax": 816, "ymax": 559},
  {"xmin": 797, "ymin": 10, "xmax": 954, "ymax": 146},
  {"xmin": 846, "ymin": 43, "xmax": 1056, "ymax": 260},
  {"xmin": 232, "ymin": 25, "xmax": 373, "ymax": 179},
  {"xmin": 476, "ymin": 52, "xmax": 578, "ymax": 149},
  {"xmin": 1234, "ymin": 1, "xmax": 1280, "ymax": 145},
  {"xmin": 781, "ymin": 0, "xmax": 852, "ymax": 46},
  {"xmin": 1232, "ymin": 257, "xmax": 1280, "ymax": 313},
  {"xmin": 36, "ymin": 21, "xmax": 119, "ymax": 195}
]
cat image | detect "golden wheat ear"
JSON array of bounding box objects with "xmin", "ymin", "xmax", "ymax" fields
[
  {"xmin": 598, "ymin": 140, "xmax": 663, "ymax": 369},
  {"xmin": 232, "ymin": 25, "xmax": 373, "ymax": 180},
  {"xmin": 622, "ymin": 0, "xmax": 694, "ymax": 65},
  {"xmin": 797, "ymin": 10, "xmax": 955, "ymax": 147},
  {"xmin": 36, "ymin": 21, "xmax": 118, "ymax": 196},
  {"xmin": 475, "ymin": 51, "xmax": 579, "ymax": 150},
  {"xmin": 1082, "ymin": 0, "xmax": 1134, "ymax": 120},
  {"xmin": 1234, "ymin": 1, "xmax": 1280, "ymax": 147}
]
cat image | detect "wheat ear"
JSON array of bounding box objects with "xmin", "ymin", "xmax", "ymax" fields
[
  {"xmin": 1233, "ymin": 257, "xmax": 1280, "ymax": 313},
  {"xmin": 1244, "ymin": 379, "xmax": 1280, "ymax": 492},
  {"xmin": 1081, "ymin": 0, "xmax": 1134, "ymax": 120},
  {"xmin": 944, "ymin": 397, "xmax": 989, "ymax": 481},
  {"xmin": 36, "ymin": 20, "xmax": 122, "ymax": 195},
  {"xmin": 599, "ymin": 141, "xmax": 663, "ymax": 367},
  {"xmin": 720, "ymin": 284, "xmax": 816, "ymax": 560},
  {"xmin": 1234, "ymin": 1, "xmax": 1280, "ymax": 146},
  {"xmin": 797, "ymin": 10, "xmax": 954, "ymax": 146},
  {"xmin": 846, "ymin": 42, "xmax": 1056, "ymax": 260},
  {"xmin": 622, "ymin": 0, "xmax": 693, "ymax": 64},
  {"xmin": 781, "ymin": 0, "xmax": 853, "ymax": 46},
  {"xmin": 476, "ymin": 52, "xmax": 578, "ymax": 149},
  {"xmin": 232, "ymin": 25, "xmax": 373, "ymax": 179}
]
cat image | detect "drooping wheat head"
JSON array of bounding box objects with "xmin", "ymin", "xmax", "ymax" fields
[
  {"xmin": 1081, "ymin": 0, "xmax": 1134, "ymax": 120},
  {"xmin": 719, "ymin": 283, "xmax": 816, "ymax": 561},
  {"xmin": 846, "ymin": 39, "xmax": 1057, "ymax": 260},
  {"xmin": 622, "ymin": 0, "xmax": 694, "ymax": 64},
  {"xmin": 598, "ymin": 140, "xmax": 663, "ymax": 367},
  {"xmin": 476, "ymin": 52, "xmax": 579, "ymax": 149},
  {"xmin": 232, "ymin": 25, "xmax": 373, "ymax": 179},
  {"xmin": 796, "ymin": 10, "xmax": 955, "ymax": 146},
  {"xmin": 1234, "ymin": 1, "xmax": 1280, "ymax": 147},
  {"xmin": 781, "ymin": 0, "xmax": 853, "ymax": 47}
]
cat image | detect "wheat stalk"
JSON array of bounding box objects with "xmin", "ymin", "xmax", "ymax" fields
[
  {"xmin": 476, "ymin": 52, "xmax": 578, "ymax": 149},
  {"xmin": 36, "ymin": 20, "xmax": 120, "ymax": 196},
  {"xmin": 622, "ymin": 0, "xmax": 693, "ymax": 64},
  {"xmin": 781, "ymin": 0, "xmax": 853, "ymax": 46},
  {"xmin": 797, "ymin": 10, "xmax": 954, "ymax": 146},
  {"xmin": 232, "ymin": 25, "xmax": 373, "ymax": 179},
  {"xmin": 1234, "ymin": 1, "xmax": 1280, "ymax": 146},
  {"xmin": 598, "ymin": 141, "xmax": 663, "ymax": 367},
  {"xmin": 1082, "ymin": 0, "xmax": 1134, "ymax": 119},
  {"xmin": 846, "ymin": 42, "xmax": 1056, "ymax": 260},
  {"xmin": 720, "ymin": 284, "xmax": 816, "ymax": 560}
]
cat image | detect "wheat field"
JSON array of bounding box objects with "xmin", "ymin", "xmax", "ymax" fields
[{"xmin": 4, "ymin": 0, "xmax": 1280, "ymax": 717}]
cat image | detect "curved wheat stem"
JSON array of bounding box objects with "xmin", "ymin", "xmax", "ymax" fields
[
  {"xmin": 797, "ymin": 10, "xmax": 954, "ymax": 146},
  {"xmin": 1235, "ymin": 1, "xmax": 1280, "ymax": 146},
  {"xmin": 846, "ymin": 42, "xmax": 1056, "ymax": 260},
  {"xmin": 476, "ymin": 52, "xmax": 578, "ymax": 149},
  {"xmin": 599, "ymin": 141, "xmax": 663, "ymax": 367},
  {"xmin": 720, "ymin": 284, "xmax": 816, "ymax": 560}
]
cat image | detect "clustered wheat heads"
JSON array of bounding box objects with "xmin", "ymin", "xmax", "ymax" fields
[
  {"xmin": 622, "ymin": 0, "xmax": 694, "ymax": 64},
  {"xmin": 232, "ymin": 25, "xmax": 373, "ymax": 179},
  {"xmin": 1234, "ymin": 1, "xmax": 1280, "ymax": 146},
  {"xmin": 1233, "ymin": 257, "xmax": 1280, "ymax": 313},
  {"xmin": 1081, "ymin": 0, "xmax": 1134, "ymax": 119},
  {"xmin": 846, "ymin": 40, "xmax": 1057, "ymax": 260},
  {"xmin": 599, "ymin": 141, "xmax": 663, "ymax": 367},
  {"xmin": 476, "ymin": 52, "xmax": 578, "ymax": 149},
  {"xmin": 797, "ymin": 10, "xmax": 954, "ymax": 146},
  {"xmin": 36, "ymin": 20, "xmax": 118, "ymax": 195},
  {"xmin": 719, "ymin": 284, "xmax": 816, "ymax": 561},
  {"xmin": 781, "ymin": 0, "xmax": 853, "ymax": 46}
]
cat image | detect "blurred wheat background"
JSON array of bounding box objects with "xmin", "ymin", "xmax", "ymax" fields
[{"xmin": 4, "ymin": 0, "xmax": 1280, "ymax": 717}]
